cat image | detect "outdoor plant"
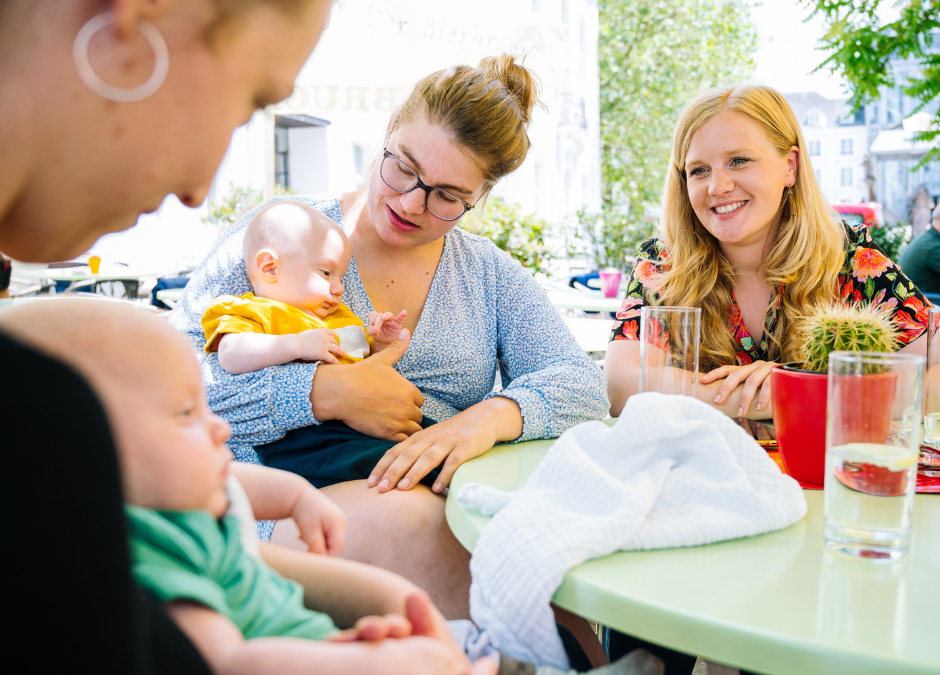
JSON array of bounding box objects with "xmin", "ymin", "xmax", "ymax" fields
[
  {"xmin": 202, "ymin": 184, "xmax": 294, "ymax": 229},
  {"xmin": 567, "ymin": 207, "xmax": 656, "ymax": 272},
  {"xmin": 799, "ymin": 303, "xmax": 900, "ymax": 373},
  {"xmin": 868, "ymin": 221, "xmax": 912, "ymax": 263},
  {"xmin": 471, "ymin": 198, "xmax": 555, "ymax": 276}
]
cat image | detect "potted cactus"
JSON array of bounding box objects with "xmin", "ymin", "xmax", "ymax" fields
[{"xmin": 771, "ymin": 304, "xmax": 899, "ymax": 485}]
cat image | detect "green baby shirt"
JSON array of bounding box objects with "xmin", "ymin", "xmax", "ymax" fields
[{"xmin": 126, "ymin": 505, "xmax": 337, "ymax": 640}]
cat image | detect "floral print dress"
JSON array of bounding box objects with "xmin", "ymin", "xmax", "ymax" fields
[{"xmin": 609, "ymin": 224, "xmax": 931, "ymax": 366}]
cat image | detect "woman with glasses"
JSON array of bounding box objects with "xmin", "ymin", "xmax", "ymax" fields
[{"xmin": 171, "ymin": 54, "xmax": 608, "ymax": 623}]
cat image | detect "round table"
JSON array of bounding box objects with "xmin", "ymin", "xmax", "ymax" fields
[
  {"xmin": 14, "ymin": 265, "xmax": 161, "ymax": 297},
  {"xmin": 446, "ymin": 438, "xmax": 940, "ymax": 675}
]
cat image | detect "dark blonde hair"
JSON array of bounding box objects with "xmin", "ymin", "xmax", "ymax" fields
[
  {"xmin": 650, "ymin": 85, "xmax": 846, "ymax": 370},
  {"xmin": 393, "ymin": 54, "xmax": 543, "ymax": 189}
]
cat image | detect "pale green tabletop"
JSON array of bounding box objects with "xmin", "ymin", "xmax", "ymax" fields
[{"xmin": 446, "ymin": 438, "xmax": 940, "ymax": 675}]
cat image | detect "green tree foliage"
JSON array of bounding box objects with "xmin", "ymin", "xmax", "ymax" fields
[
  {"xmin": 471, "ymin": 198, "xmax": 555, "ymax": 276},
  {"xmin": 202, "ymin": 184, "xmax": 294, "ymax": 229},
  {"xmin": 801, "ymin": 0, "xmax": 940, "ymax": 162},
  {"xmin": 580, "ymin": 0, "xmax": 758, "ymax": 270}
]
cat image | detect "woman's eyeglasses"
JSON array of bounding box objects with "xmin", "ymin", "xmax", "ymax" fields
[{"xmin": 379, "ymin": 149, "xmax": 475, "ymax": 221}]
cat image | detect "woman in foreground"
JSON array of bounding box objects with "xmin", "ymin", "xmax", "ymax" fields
[
  {"xmin": 0, "ymin": 0, "xmax": 329, "ymax": 671},
  {"xmin": 605, "ymin": 85, "xmax": 929, "ymax": 420}
]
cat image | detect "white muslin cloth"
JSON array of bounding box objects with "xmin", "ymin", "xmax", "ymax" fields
[{"xmin": 458, "ymin": 392, "xmax": 807, "ymax": 669}]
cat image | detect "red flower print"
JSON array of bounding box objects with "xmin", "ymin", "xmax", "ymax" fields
[
  {"xmin": 851, "ymin": 247, "xmax": 892, "ymax": 283},
  {"xmin": 643, "ymin": 317, "xmax": 670, "ymax": 350},
  {"xmin": 612, "ymin": 319, "xmax": 639, "ymax": 341},
  {"xmin": 634, "ymin": 260, "xmax": 659, "ymax": 285},
  {"xmin": 736, "ymin": 351, "xmax": 754, "ymax": 366},
  {"xmin": 903, "ymin": 295, "xmax": 929, "ymax": 329},
  {"xmin": 624, "ymin": 320, "xmax": 639, "ymax": 340},
  {"xmin": 728, "ymin": 303, "xmax": 743, "ymax": 327}
]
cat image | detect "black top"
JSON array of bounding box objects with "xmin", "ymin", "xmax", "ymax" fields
[
  {"xmin": 898, "ymin": 227, "xmax": 940, "ymax": 295},
  {"xmin": 0, "ymin": 330, "xmax": 210, "ymax": 674}
]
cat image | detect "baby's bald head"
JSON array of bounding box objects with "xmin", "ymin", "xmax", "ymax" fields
[
  {"xmin": 0, "ymin": 299, "xmax": 232, "ymax": 515},
  {"xmin": 243, "ymin": 201, "xmax": 348, "ymax": 284},
  {"xmin": 0, "ymin": 298, "xmax": 188, "ymax": 397},
  {"xmin": 241, "ymin": 201, "xmax": 351, "ymax": 317}
]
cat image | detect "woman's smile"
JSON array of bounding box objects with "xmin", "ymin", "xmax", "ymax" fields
[{"xmin": 712, "ymin": 200, "xmax": 748, "ymax": 216}]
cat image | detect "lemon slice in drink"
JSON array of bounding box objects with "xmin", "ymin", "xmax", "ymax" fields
[
  {"xmin": 835, "ymin": 443, "xmax": 918, "ymax": 470},
  {"xmin": 832, "ymin": 443, "xmax": 917, "ymax": 496}
]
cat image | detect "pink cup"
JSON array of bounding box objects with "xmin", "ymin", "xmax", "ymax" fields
[{"xmin": 599, "ymin": 269, "xmax": 622, "ymax": 298}]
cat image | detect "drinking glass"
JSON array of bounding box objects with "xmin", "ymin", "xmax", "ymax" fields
[
  {"xmin": 824, "ymin": 352, "xmax": 925, "ymax": 559},
  {"xmin": 924, "ymin": 308, "xmax": 940, "ymax": 449},
  {"xmin": 639, "ymin": 307, "xmax": 701, "ymax": 397}
]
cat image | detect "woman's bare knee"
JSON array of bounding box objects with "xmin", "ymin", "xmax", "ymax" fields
[{"xmin": 321, "ymin": 480, "xmax": 472, "ymax": 619}]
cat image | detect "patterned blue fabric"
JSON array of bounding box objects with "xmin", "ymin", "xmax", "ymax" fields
[{"xmin": 170, "ymin": 195, "xmax": 608, "ymax": 467}]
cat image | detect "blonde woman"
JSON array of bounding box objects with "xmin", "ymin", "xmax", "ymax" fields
[{"xmin": 606, "ymin": 85, "xmax": 930, "ymax": 418}]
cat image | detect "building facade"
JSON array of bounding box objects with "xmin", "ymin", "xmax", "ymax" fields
[
  {"xmin": 784, "ymin": 46, "xmax": 940, "ymax": 225},
  {"xmin": 211, "ymin": 0, "xmax": 602, "ymax": 224}
]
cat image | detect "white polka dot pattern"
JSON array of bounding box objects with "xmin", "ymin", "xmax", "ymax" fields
[{"xmin": 170, "ymin": 195, "xmax": 609, "ymax": 465}]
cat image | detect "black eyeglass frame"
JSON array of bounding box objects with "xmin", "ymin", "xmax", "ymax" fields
[{"xmin": 380, "ymin": 149, "xmax": 477, "ymax": 222}]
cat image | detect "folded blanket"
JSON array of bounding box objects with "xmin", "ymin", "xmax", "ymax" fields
[{"xmin": 458, "ymin": 392, "xmax": 807, "ymax": 669}]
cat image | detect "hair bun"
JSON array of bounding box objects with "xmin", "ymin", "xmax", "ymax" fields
[{"xmin": 478, "ymin": 54, "xmax": 542, "ymax": 122}]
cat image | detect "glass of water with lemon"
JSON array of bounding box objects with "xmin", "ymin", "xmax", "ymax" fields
[{"xmin": 824, "ymin": 351, "xmax": 925, "ymax": 560}]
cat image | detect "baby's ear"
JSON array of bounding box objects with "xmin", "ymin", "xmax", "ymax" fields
[{"xmin": 255, "ymin": 250, "xmax": 280, "ymax": 282}]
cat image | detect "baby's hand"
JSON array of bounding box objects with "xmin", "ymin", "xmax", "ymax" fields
[
  {"xmin": 368, "ymin": 310, "xmax": 408, "ymax": 345},
  {"xmin": 324, "ymin": 613, "xmax": 413, "ymax": 643},
  {"xmin": 290, "ymin": 483, "xmax": 347, "ymax": 556},
  {"xmin": 296, "ymin": 328, "xmax": 346, "ymax": 365}
]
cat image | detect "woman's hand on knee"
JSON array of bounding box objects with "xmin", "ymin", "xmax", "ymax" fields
[
  {"xmin": 310, "ymin": 329, "xmax": 424, "ymax": 440},
  {"xmin": 368, "ymin": 415, "xmax": 498, "ymax": 494},
  {"xmin": 701, "ymin": 360, "xmax": 778, "ymax": 417}
]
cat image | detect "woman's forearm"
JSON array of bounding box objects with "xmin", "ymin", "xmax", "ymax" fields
[
  {"xmin": 605, "ymin": 340, "xmax": 772, "ymax": 420},
  {"xmin": 309, "ymin": 352, "xmax": 425, "ymax": 441},
  {"xmin": 217, "ymin": 333, "xmax": 301, "ymax": 375},
  {"xmin": 475, "ymin": 396, "xmax": 524, "ymax": 443}
]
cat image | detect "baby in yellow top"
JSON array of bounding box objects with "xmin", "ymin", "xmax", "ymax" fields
[{"xmin": 202, "ymin": 201, "xmax": 406, "ymax": 374}]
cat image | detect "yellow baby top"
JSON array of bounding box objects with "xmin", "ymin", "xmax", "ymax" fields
[{"xmin": 202, "ymin": 293, "xmax": 371, "ymax": 365}]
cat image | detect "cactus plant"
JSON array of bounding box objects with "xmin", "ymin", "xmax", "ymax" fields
[{"xmin": 800, "ymin": 303, "xmax": 900, "ymax": 374}]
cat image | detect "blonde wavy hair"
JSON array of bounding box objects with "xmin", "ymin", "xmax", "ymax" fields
[{"xmin": 646, "ymin": 85, "xmax": 846, "ymax": 370}]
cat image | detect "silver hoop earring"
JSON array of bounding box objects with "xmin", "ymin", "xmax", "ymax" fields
[{"xmin": 73, "ymin": 11, "xmax": 169, "ymax": 103}]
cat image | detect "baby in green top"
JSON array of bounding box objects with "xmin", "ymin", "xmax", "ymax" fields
[
  {"xmin": 7, "ymin": 298, "xmax": 495, "ymax": 675},
  {"xmin": 4, "ymin": 299, "xmax": 658, "ymax": 675}
]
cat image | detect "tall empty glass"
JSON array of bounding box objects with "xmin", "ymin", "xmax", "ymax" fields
[
  {"xmin": 924, "ymin": 308, "xmax": 940, "ymax": 449},
  {"xmin": 824, "ymin": 352, "xmax": 924, "ymax": 559},
  {"xmin": 639, "ymin": 307, "xmax": 701, "ymax": 397}
]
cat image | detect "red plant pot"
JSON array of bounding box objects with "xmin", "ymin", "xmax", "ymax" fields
[{"xmin": 771, "ymin": 365, "xmax": 828, "ymax": 485}]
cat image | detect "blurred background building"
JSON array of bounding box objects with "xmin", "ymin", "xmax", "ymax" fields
[{"xmin": 785, "ymin": 49, "xmax": 940, "ymax": 228}]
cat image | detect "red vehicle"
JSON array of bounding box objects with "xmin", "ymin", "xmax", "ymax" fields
[{"xmin": 833, "ymin": 202, "xmax": 884, "ymax": 229}]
